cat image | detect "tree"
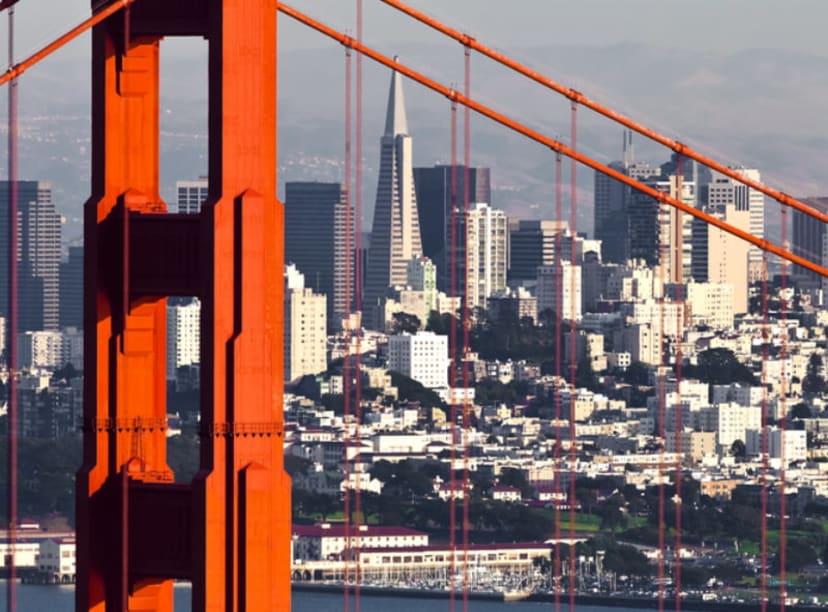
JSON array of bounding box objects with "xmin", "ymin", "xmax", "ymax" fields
[
  {"xmin": 730, "ymin": 439, "xmax": 747, "ymax": 458},
  {"xmin": 621, "ymin": 361, "xmax": 650, "ymax": 386},
  {"xmin": 683, "ymin": 348, "xmax": 757, "ymax": 387},
  {"xmin": 803, "ymin": 353, "xmax": 826, "ymax": 395},
  {"xmin": 791, "ymin": 402, "xmax": 813, "ymax": 420},
  {"xmin": 391, "ymin": 311, "xmax": 421, "ymax": 335},
  {"xmin": 576, "ymin": 358, "xmax": 600, "ymax": 391}
]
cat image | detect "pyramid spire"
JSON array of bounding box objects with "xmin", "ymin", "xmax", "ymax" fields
[{"xmin": 384, "ymin": 57, "xmax": 409, "ymax": 136}]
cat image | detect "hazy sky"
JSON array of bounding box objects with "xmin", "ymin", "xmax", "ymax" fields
[{"xmin": 8, "ymin": 0, "xmax": 828, "ymax": 59}]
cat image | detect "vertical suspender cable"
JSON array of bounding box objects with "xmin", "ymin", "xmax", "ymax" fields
[
  {"xmin": 673, "ymin": 156, "xmax": 684, "ymax": 611},
  {"xmin": 760, "ymin": 251, "xmax": 770, "ymax": 612},
  {"xmin": 6, "ymin": 6, "xmax": 18, "ymax": 611},
  {"xmin": 553, "ymin": 148, "xmax": 563, "ymax": 612},
  {"xmin": 353, "ymin": 4, "xmax": 365, "ymax": 607},
  {"xmin": 657, "ymin": 195, "xmax": 667, "ymax": 612},
  {"xmin": 448, "ymin": 99, "xmax": 458, "ymax": 608},
  {"xmin": 567, "ymin": 101, "xmax": 578, "ymax": 610},
  {"xmin": 342, "ymin": 44, "xmax": 353, "ymax": 612},
  {"xmin": 461, "ymin": 44, "xmax": 471, "ymax": 612},
  {"xmin": 779, "ymin": 207, "xmax": 789, "ymax": 612}
]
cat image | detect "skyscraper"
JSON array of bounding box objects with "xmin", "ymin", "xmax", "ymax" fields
[
  {"xmin": 176, "ymin": 178, "xmax": 209, "ymax": 214},
  {"xmin": 413, "ymin": 164, "xmax": 491, "ymax": 291},
  {"xmin": 284, "ymin": 181, "xmax": 352, "ymax": 325},
  {"xmin": 463, "ymin": 203, "xmax": 508, "ymax": 311},
  {"xmin": 790, "ymin": 197, "xmax": 828, "ymax": 289},
  {"xmin": 0, "ymin": 181, "xmax": 61, "ymax": 332},
  {"xmin": 364, "ymin": 64, "xmax": 423, "ymax": 329},
  {"xmin": 508, "ymin": 219, "xmax": 568, "ymax": 283},
  {"xmin": 59, "ymin": 245, "xmax": 83, "ymax": 329},
  {"xmin": 593, "ymin": 132, "xmax": 659, "ymax": 263},
  {"xmin": 627, "ymin": 175, "xmax": 695, "ymax": 284}
]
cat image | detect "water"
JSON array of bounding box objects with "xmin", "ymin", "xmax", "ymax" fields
[{"xmin": 0, "ymin": 581, "xmax": 646, "ymax": 611}]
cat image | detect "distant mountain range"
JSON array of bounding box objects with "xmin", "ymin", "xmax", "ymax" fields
[{"xmin": 4, "ymin": 42, "xmax": 826, "ymax": 246}]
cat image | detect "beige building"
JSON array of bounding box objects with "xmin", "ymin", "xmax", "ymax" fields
[
  {"xmin": 285, "ymin": 265, "xmax": 327, "ymax": 382},
  {"xmin": 692, "ymin": 204, "xmax": 750, "ymax": 313},
  {"xmin": 664, "ymin": 430, "xmax": 716, "ymax": 463},
  {"xmin": 683, "ymin": 281, "xmax": 735, "ymax": 329},
  {"xmin": 536, "ymin": 261, "xmax": 581, "ymax": 321}
]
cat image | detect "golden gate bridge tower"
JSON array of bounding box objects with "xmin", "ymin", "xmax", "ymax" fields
[{"xmin": 76, "ymin": 0, "xmax": 290, "ymax": 609}]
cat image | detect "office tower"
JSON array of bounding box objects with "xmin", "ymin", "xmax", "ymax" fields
[
  {"xmin": 59, "ymin": 245, "xmax": 83, "ymax": 329},
  {"xmin": 627, "ymin": 175, "xmax": 694, "ymax": 284},
  {"xmin": 691, "ymin": 204, "xmax": 750, "ymax": 313},
  {"xmin": 0, "ymin": 181, "xmax": 61, "ymax": 332},
  {"xmin": 284, "ymin": 265, "xmax": 327, "ymax": 383},
  {"xmin": 792, "ymin": 197, "xmax": 828, "ymax": 288},
  {"xmin": 413, "ymin": 164, "xmax": 491, "ymax": 290},
  {"xmin": 706, "ymin": 168, "xmax": 764, "ymax": 280},
  {"xmin": 284, "ymin": 181, "xmax": 352, "ymax": 324},
  {"xmin": 593, "ymin": 132, "xmax": 659, "ymax": 263},
  {"xmin": 176, "ymin": 178, "xmax": 209, "ymax": 214},
  {"xmin": 462, "ymin": 203, "xmax": 508, "ymax": 311},
  {"xmin": 166, "ymin": 298, "xmax": 201, "ymax": 381},
  {"xmin": 364, "ymin": 65, "xmax": 423, "ymax": 329},
  {"xmin": 509, "ymin": 220, "xmax": 568, "ymax": 283}
]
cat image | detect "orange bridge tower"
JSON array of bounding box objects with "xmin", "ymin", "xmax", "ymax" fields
[{"xmin": 76, "ymin": 1, "xmax": 290, "ymax": 610}]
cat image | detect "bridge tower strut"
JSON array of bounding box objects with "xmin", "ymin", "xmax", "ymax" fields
[{"xmin": 77, "ymin": 1, "xmax": 290, "ymax": 610}]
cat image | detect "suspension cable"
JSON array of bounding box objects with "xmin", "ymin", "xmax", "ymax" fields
[
  {"xmin": 375, "ymin": 0, "xmax": 828, "ymax": 226},
  {"xmin": 275, "ymin": 1, "xmax": 828, "ymax": 279}
]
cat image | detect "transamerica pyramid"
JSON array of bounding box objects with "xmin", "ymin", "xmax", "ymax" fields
[{"xmin": 363, "ymin": 61, "xmax": 423, "ymax": 329}]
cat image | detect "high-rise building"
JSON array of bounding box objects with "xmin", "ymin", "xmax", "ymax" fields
[
  {"xmin": 413, "ymin": 164, "xmax": 491, "ymax": 290},
  {"xmin": 508, "ymin": 220, "xmax": 568, "ymax": 283},
  {"xmin": 628, "ymin": 176, "xmax": 694, "ymax": 284},
  {"xmin": 593, "ymin": 133, "xmax": 659, "ymax": 263},
  {"xmin": 59, "ymin": 245, "xmax": 83, "ymax": 329},
  {"xmin": 706, "ymin": 168, "xmax": 764, "ymax": 280},
  {"xmin": 792, "ymin": 196, "xmax": 828, "ymax": 288},
  {"xmin": 284, "ymin": 265, "xmax": 327, "ymax": 383},
  {"xmin": 364, "ymin": 65, "xmax": 423, "ymax": 329},
  {"xmin": 0, "ymin": 181, "xmax": 61, "ymax": 332},
  {"xmin": 176, "ymin": 178, "xmax": 209, "ymax": 214},
  {"xmin": 284, "ymin": 182, "xmax": 352, "ymax": 324},
  {"xmin": 166, "ymin": 298, "xmax": 201, "ymax": 381},
  {"xmin": 463, "ymin": 203, "xmax": 508, "ymax": 311}
]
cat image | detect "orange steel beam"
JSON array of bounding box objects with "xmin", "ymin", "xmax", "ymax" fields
[
  {"xmin": 0, "ymin": 0, "xmax": 135, "ymax": 87},
  {"xmin": 278, "ymin": 1, "xmax": 828, "ymax": 278},
  {"xmin": 0, "ymin": 0, "xmax": 20, "ymax": 12},
  {"xmin": 379, "ymin": 0, "xmax": 828, "ymax": 226}
]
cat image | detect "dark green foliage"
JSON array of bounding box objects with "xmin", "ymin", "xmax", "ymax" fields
[
  {"xmin": 388, "ymin": 370, "xmax": 445, "ymax": 409},
  {"xmin": 683, "ymin": 348, "xmax": 758, "ymax": 386},
  {"xmin": 391, "ymin": 312, "xmax": 421, "ymax": 335}
]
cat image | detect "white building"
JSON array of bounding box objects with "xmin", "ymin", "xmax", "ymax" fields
[
  {"xmin": 388, "ymin": 331, "xmax": 449, "ymax": 391},
  {"xmin": 682, "ymin": 282, "xmax": 735, "ymax": 329},
  {"xmin": 166, "ymin": 298, "xmax": 201, "ymax": 381},
  {"xmin": 285, "ymin": 264, "xmax": 327, "ymax": 382},
  {"xmin": 38, "ymin": 537, "xmax": 76, "ymax": 583},
  {"xmin": 746, "ymin": 427, "xmax": 807, "ymax": 464},
  {"xmin": 465, "ymin": 203, "xmax": 508, "ymax": 310},
  {"xmin": 536, "ymin": 262, "xmax": 581, "ymax": 321},
  {"xmin": 292, "ymin": 524, "xmax": 429, "ymax": 561}
]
